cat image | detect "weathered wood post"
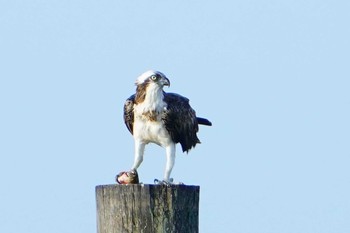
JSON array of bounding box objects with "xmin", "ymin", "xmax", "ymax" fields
[{"xmin": 96, "ymin": 184, "xmax": 200, "ymax": 233}]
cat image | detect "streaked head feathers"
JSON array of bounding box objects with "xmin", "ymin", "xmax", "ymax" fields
[{"xmin": 135, "ymin": 70, "xmax": 169, "ymax": 86}]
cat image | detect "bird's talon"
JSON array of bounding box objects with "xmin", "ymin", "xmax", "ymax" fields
[
  {"xmin": 154, "ymin": 179, "xmax": 173, "ymax": 186},
  {"xmin": 116, "ymin": 169, "xmax": 139, "ymax": 184},
  {"xmin": 162, "ymin": 181, "xmax": 171, "ymax": 187},
  {"xmin": 154, "ymin": 179, "xmax": 160, "ymax": 184}
]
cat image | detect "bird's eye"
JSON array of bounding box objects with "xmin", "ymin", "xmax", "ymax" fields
[{"xmin": 150, "ymin": 75, "xmax": 157, "ymax": 81}]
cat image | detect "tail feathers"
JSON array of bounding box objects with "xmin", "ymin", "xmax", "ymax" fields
[{"xmin": 197, "ymin": 117, "xmax": 212, "ymax": 126}]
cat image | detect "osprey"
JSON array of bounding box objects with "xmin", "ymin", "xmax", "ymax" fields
[{"xmin": 123, "ymin": 70, "xmax": 212, "ymax": 183}]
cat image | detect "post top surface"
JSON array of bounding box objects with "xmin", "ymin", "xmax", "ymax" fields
[{"xmin": 95, "ymin": 183, "xmax": 200, "ymax": 190}]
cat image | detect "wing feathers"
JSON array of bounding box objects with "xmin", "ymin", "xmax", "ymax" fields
[
  {"xmin": 123, "ymin": 94, "xmax": 135, "ymax": 134},
  {"xmin": 163, "ymin": 93, "xmax": 202, "ymax": 152}
]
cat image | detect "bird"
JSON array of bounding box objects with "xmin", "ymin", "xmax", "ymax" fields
[{"xmin": 123, "ymin": 70, "xmax": 212, "ymax": 183}]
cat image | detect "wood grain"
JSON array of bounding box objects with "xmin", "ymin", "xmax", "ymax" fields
[{"xmin": 96, "ymin": 184, "xmax": 199, "ymax": 233}]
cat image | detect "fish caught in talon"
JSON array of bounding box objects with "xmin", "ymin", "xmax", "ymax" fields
[{"xmin": 116, "ymin": 169, "xmax": 139, "ymax": 184}]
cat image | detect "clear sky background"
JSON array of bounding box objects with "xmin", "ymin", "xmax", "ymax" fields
[{"xmin": 1, "ymin": 0, "xmax": 349, "ymax": 233}]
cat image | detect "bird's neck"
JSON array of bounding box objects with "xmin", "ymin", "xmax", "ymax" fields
[{"xmin": 135, "ymin": 85, "xmax": 165, "ymax": 113}]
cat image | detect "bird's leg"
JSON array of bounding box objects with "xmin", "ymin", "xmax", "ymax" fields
[
  {"xmin": 163, "ymin": 143, "xmax": 176, "ymax": 182},
  {"xmin": 131, "ymin": 140, "xmax": 145, "ymax": 170}
]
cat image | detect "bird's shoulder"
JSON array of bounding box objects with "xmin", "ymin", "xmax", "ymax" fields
[{"xmin": 163, "ymin": 92, "xmax": 190, "ymax": 107}]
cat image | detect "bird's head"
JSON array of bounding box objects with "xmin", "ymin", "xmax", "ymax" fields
[
  {"xmin": 134, "ymin": 70, "xmax": 170, "ymax": 104},
  {"xmin": 135, "ymin": 70, "xmax": 170, "ymax": 88}
]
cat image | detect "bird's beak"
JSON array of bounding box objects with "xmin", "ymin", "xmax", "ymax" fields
[{"xmin": 162, "ymin": 77, "xmax": 170, "ymax": 87}]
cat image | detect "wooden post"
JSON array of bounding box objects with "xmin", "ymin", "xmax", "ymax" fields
[{"xmin": 96, "ymin": 184, "xmax": 200, "ymax": 233}]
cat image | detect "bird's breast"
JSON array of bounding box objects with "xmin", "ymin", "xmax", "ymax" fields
[
  {"xmin": 133, "ymin": 116, "xmax": 171, "ymax": 146},
  {"xmin": 133, "ymin": 100, "xmax": 171, "ymax": 146}
]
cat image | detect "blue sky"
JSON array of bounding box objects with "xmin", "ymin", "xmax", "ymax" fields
[{"xmin": 1, "ymin": 0, "xmax": 349, "ymax": 232}]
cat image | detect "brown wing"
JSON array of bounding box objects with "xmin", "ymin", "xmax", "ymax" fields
[
  {"xmin": 123, "ymin": 94, "xmax": 135, "ymax": 135},
  {"xmin": 162, "ymin": 93, "xmax": 200, "ymax": 152}
]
